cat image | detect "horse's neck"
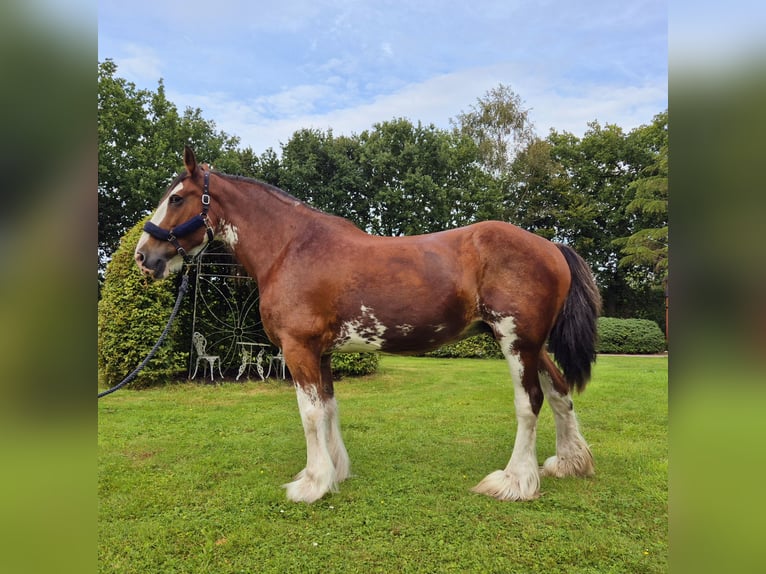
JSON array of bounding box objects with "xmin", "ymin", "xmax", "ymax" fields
[{"xmin": 214, "ymin": 177, "xmax": 320, "ymax": 283}]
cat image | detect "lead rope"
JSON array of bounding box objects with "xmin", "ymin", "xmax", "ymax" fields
[{"xmin": 98, "ymin": 271, "xmax": 191, "ymax": 399}]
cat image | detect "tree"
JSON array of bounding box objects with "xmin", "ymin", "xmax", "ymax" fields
[
  {"xmin": 97, "ymin": 60, "xmax": 240, "ymax": 280},
  {"xmin": 235, "ymin": 146, "xmax": 282, "ymax": 184},
  {"xmin": 98, "ymin": 60, "xmax": 153, "ymax": 274},
  {"xmin": 614, "ymin": 113, "xmax": 668, "ymax": 282},
  {"xmin": 451, "ymin": 83, "xmax": 536, "ymax": 176},
  {"xmin": 278, "ymin": 128, "xmax": 370, "ymax": 229},
  {"xmin": 504, "ymin": 138, "xmax": 571, "ymax": 240},
  {"xmin": 358, "ymin": 118, "xmax": 491, "ymax": 235},
  {"xmin": 543, "ymin": 112, "xmax": 668, "ymax": 324},
  {"xmin": 274, "ymin": 119, "xmax": 494, "ymax": 237}
]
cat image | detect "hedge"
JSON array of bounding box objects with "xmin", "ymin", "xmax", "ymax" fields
[
  {"xmin": 424, "ymin": 317, "xmax": 666, "ymax": 359},
  {"xmin": 425, "ymin": 334, "xmax": 503, "ymax": 359},
  {"xmin": 331, "ymin": 352, "xmax": 380, "ymax": 377},
  {"xmin": 596, "ymin": 317, "xmax": 666, "ymax": 354},
  {"xmin": 98, "ymin": 218, "xmax": 192, "ymax": 389}
]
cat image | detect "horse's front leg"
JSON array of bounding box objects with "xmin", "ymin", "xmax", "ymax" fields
[
  {"xmin": 283, "ymin": 348, "xmax": 350, "ymax": 503},
  {"xmin": 319, "ymin": 354, "xmax": 351, "ymax": 484}
]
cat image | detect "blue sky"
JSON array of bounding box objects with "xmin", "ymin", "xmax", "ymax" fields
[{"xmin": 98, "ymin": 0, "xmax": 667, "ymax": 153}]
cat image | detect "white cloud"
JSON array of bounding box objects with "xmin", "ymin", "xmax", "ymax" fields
[
  {"xmin": 116, "ymin": 44, "xmax": 164, "ymax": 86},
  {"xmin": 101, "ymin": 2, "xmax": 667, "ymax": 154},
  {"xmin": 174, "ymin": 63, "xmax": 666, "ymax": 153},
  {"xmin": 527, "ymin": 82, "xmax": 668, "ymax": 135}
]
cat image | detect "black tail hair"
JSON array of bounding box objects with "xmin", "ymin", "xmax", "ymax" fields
[{"xmin": 548, "ymin": 244, "xmax": 601, "ymax": 392}]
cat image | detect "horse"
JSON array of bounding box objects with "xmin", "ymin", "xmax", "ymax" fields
[{"xmin": 135, "ymin": 146, "xmax": 601, "ymax": 503}]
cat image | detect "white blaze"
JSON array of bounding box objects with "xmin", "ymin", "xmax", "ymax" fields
[{"xmin": 135, "ymin": 182, "xmax": 183, "ymax": 252}]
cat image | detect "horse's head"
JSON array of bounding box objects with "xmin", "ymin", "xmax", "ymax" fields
[{"xmin": 134, "ymin": 146, "xmax": 214, "ymax": 279}]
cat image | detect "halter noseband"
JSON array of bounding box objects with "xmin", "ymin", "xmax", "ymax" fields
[{"xmin": 143, "ymin": 170, "xmax": 215, "ymax": 264}]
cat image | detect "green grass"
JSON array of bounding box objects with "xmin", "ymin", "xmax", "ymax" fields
[{"xmin": 98, "ymin": 355, "xmax": 667, "ymax": 573}]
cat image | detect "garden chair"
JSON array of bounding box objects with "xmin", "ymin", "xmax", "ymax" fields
[
  {"xmin": 267, "ymin": 348, "xmax": 287, "ymax": 379},
  {"xmin": 191, "ymin": 331, "xmax": 223, "ymax": 381}
]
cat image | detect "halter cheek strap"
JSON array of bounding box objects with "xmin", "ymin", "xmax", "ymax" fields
[{"xmin": 143, "ymin": 170, "xmax": 215, "ymax": 263}]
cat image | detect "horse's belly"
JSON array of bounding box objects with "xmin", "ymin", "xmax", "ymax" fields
[
  {"xmin": 331, "ymin": 304, "xmax": 387, "ymax": 353},
  {"xmin": 331, "ymin": 311, "xmax": 486, "ymax": 355}
]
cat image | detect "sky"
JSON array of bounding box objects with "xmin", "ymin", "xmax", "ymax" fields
[{"xmin": 98, "ymin": 0, "xmax": 668, "ymax": 154}]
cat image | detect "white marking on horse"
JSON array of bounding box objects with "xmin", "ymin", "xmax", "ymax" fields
[
  {"xmin": 397, "ymin": 324, "xmax": 414, "ymax": 336},
  {"xmin": 493, "ymin": 316, "xmax": 518, "ymax": 356},
  {"xmin": 434, "ymin": 324, "xmax": 447, "ymax": 333},
  {"xmin": 539, "ymin": 372, "xmax": 594, "ymax": 478},
  {"xmin": 472, "ymin": 314, "xmax": 541, "ymax": 501},
  {"xmin": 168, "ymin": 180, "xmax": 184, "ymax": 196},
  {"xmin": 333, "ymin": 304, "xmax": 387, "ymax": 352},
  {"xmin": 217, "ymin": 219, "xmax": 240, "ymax": 247},
  {"xmin": 285, "ymin": 383, "xmax": 337, "ymax": 503},
  {"xmin": 135, "ymin": 187, "xmax": 177, "ymax": 255}
]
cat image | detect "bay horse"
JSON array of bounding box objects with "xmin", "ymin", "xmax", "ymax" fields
[{"xmin": 135, "ymin": 147, "xmax": 601, "ymax": 503}]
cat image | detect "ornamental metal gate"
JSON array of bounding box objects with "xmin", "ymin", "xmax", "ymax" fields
[{"xmin": 188, "ymin": 242, "xmax": 277, "ymax": 379}]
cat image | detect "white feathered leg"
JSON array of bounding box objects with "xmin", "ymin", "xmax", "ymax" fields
[
  {"xmin": 473, "ymin": 319, "xmax": 541, "ymax": 501},
  {"xmin": 539, "ymin": 371, "xmax": 594, "ymax": 478},
  {"xmin": 325, "ymin": 395, "xmax": 351, "ymax": 483},
  {"xmin": 284, "ymin": 383, "xmax": 338, "ymax": 503}
]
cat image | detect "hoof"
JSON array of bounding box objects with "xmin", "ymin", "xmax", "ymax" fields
[
  {"xmin": 541, "ymin": 448, "xmax": 595, "ymax": 478},
  {"xmin": 283, "ymin": 469, "xmax": 336, "ymax": 503},
  {"xmin": 472, "ymin": 469, "xmax": 540, "ymax": 501}
]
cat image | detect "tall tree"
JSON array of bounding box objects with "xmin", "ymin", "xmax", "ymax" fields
[
  {"xmin": 276, "ymin": 119, "xmax": 493, "ymax": 237},
  {"xmin": 451, "ymin": 83, "xmax": 536, "ymax": 176},
  {"xmin": 98, "ymin": 60, "xmax": 152, "ymax": 272},
  {"xmin": 97, "ymin": 60, "xmax": 240, "ymax": 279},
  {"xmin": 543, "ymin": 113, "xmax": 668, "ymax": 322},
  {"xmin": 505, "ymin": 138, "xmax": 572, "ymax": 240},
  {"xmin": 278, "ymin": 128, "xmax": 369, "ymax": 229},
  {"xmin": 614, "ymin": 112, "xmax": 668, "ymax": 283},
  {"xmin": 358, "ymin": 118, "xmax": 491, "ymax": 235}
]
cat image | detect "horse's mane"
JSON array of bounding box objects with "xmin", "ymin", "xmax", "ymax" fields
[
  {"xmin": 214, "ymin": 171, "xmax": 363, "ymax": 232},
  {"xmin": 215, "ymin": 172, "xmax": 302, "ymax": 206}
]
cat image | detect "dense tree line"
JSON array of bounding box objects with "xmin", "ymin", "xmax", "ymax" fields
[{"xmin": 98, "ymin": 60, "xmax": 667, "ymax": 326}]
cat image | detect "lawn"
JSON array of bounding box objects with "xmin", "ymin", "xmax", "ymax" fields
[{"xmin": 98, "ymin": 355, "xmax": 667, "ymax": 573}]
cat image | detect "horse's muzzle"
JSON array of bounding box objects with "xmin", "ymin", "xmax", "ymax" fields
[{"xmin": 134, "ymin": 249, "xmax": 167, "ymax": 279}]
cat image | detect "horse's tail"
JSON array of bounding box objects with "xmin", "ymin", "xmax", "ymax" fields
[{"xmin": 547, "ymin": 244, "xmax": 601, "ymax": 393}]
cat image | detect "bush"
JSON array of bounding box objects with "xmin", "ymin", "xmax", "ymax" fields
[
  {"xmin": 98, "ymin": 219, "xmax": 192, "ymax": 389},
  {"xmin": 596, "ymin": 317, "xmax": 666, "ymax": 354},
  {"xmin": 331, "ymin": 352, "xmax": 380, "ymax": 377},
  {"xmin": 425, "ymin": 334, "xmax": 504, "ymax": 359}
]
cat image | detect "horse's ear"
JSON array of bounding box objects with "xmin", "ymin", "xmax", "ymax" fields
[{"xmin": 184, "ymin": 146, "xmax": 198, "ymax": 174}]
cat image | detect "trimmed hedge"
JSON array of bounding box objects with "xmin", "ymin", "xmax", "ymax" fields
[
  {"xmin": 596, "ymin": 317, "xmax": 666, "ymax": 354},
  {"xmin": 425, "ymin": 334, "xmax": 503, "ymax": 359},
  {"xmin": 331, "ymin": 352, "xmax": 380, "ymax": 377},
  {"xmin": 424, "ymin": 317, "xmax": 666, "ymax": 359}
]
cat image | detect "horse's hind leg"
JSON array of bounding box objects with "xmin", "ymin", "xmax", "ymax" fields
[
  {"xmin": 538, "ymin": 356, "xmax": 594, "ymax": 478},
  {"xmin": 472, "ymin": 319, "xmax": 543, "ymax": 501},
  {"xmin": 282, "ymin": 347, "xmax": 350, "ymax": 503}
]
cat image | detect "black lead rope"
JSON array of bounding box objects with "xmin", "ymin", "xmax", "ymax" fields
[{"xmin": 98, "ymin": 272, "xmax": 191, "ymax": 399}]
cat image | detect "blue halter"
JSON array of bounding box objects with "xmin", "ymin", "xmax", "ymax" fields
[{"xmin": 143, "ymin": 170, "xmax": 215, "ymax": 263}]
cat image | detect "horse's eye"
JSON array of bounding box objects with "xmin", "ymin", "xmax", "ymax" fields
[{"xmin": 169, "ymin": 195, "xmax": 184, "ymax": 205}]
